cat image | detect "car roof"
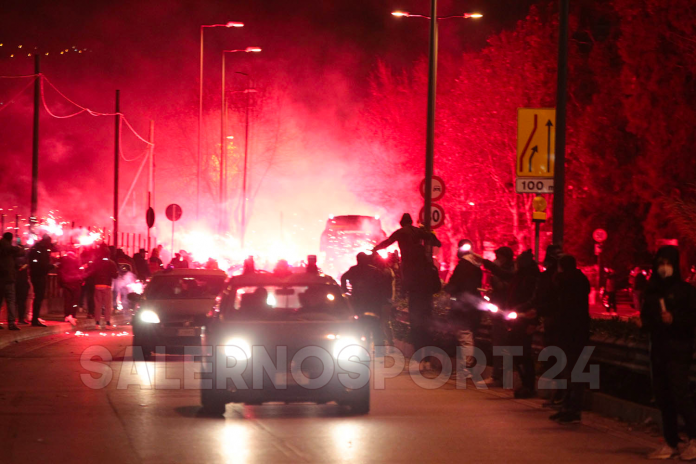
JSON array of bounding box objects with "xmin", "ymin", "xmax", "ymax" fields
[
  {"xmin": 151, "ymin": 268, "xmax": 228, "ymax": 278},
  {"xmin": 227, "ymin": 271, "xmax": 339, "ymax": 288}
]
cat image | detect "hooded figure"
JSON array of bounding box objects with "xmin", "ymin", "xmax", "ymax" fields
[
  {"xmin": 444, "ymin": 239, "xmax": 484, "ymax": 371},
  {"xmin": 507, "ymin": 249, "xmax": 541, "ymax": 398},
  {"xmin": 373, "ymin": 213, "xmax": 442, "ymax": 354},
  {"xmin": 641, "ymin": 246, "xmax": 696, "ymax": 460},
  {"xmin": 548, "ymin": 254, "xmax": 591, "ymax": 423}
]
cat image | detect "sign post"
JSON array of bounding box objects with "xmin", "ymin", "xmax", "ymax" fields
[
  {"xmin": 165, "ymin": 204, "xmax": 183, "ymax": 256},
  {"xmin": 419, "ymin": 176, "xmax": 446, "ymax": 232},
  {"xmin": 516, "ymin": 108, "xmax": 556, "ymax": 194},
  {"xmin": 419, "ymin": 204, "xmax": 446, "ymax": 229},
  {"xmin": 532, "ymin": 196, "xmax": 547, "ymax": 262},
  {"xmin": 593, "ymin": 228, "xmax": 607, "ymax": 293}
]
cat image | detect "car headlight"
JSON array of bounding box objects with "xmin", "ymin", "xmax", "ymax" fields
[
  {"xmin": 332, "ymin": 336, "xmax": 368, "ymax": 361},
  {"xmin": 224, "ymin": 338, "xmax": 252, "ymax": 360},
  {"xmin": 139, "ymin": 310, "xmax": 160, "ymax": 324}
]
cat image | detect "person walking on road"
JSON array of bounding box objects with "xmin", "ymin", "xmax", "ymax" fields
[
  {"xmin": 92, "ymin": 247, "xmax": 119, "ymax": 329},
  {"xmin": 444, "ymin": 239, "xmax": 483, "ymax": 375},
  {"xmin": 373, "ymin": 213, "xmax": 442, "ymax": 358},
  {"xmin": 507, "ymin": 249, "xmax": 541, "ymax": 398},
  {"xmin": 480, "ymin": 246, "xmax": 515, "ymax": 387},
  {"xmin": 28, "ymin": 234, "xmax": 55, "ymax": 327},
  {"xmin": 0, "ymin": 232, "xmax": 24, "ymax": 330},
  {"xmin": 641, "ymin": 246, "xmax": 696, "ymax": 460},
  {"xmin": 58, "ymin": 251, "xmax": 83, "ymax": 326},
  {"xmin": 14, "ymin": 240, "xmax": 30, "ymax": 324},
  {"xmin": 341, "ymin": 252, "xmax": 393, "ymax": 346},
  {"xmin": 549, "ymin": 255, "xmax": 590, "ymax": 425},
  {"xmin": 605, "ymin": 270, "xmax": 618, "ymax": 314}
]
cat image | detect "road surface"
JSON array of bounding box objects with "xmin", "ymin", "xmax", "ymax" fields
[{"xmin": 0, "ymin": 326, "xmax": 652, "ymax": 463}]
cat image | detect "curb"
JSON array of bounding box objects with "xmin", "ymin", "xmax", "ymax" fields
[
  {"xmin": 0, "ymin": 318, "xmax": 99, "ymax": 351},
  {"xmin": 0, "ymin": 315, "xmax": 135, "ymax": 350}
]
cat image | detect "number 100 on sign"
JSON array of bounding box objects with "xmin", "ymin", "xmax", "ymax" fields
[{"xmin": 516, "ymin": 178, "xmax": 554, "ymax": 194}]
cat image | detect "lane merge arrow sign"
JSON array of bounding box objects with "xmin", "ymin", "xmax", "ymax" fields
[{"xmin": 517, "ymin": 108, "xmax": 556, "ymax": 193}]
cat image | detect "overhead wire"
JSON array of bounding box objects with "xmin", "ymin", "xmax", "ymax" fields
[{"xmin": 0, "ymin": 76, "xmax": 38, "ymax": 115}]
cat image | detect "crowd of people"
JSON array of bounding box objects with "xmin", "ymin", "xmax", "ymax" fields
[
  {"xmin": 343, "ymin": 212, "xmax": 696, "ymax": 458},
  {"xmin": 0, "ymin": 234, "xmax": 194, "ymax": 330}
]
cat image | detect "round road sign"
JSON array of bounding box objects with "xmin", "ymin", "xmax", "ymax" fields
[
  {"xmin": 146, "ymin": 207, "xmax": 155, "ymax": 228},
  {"xmin": 165, "ymin": 204, "xmax": 183, "ymax": 222},
  {"xmin": 593, "ymin": 228, "xmax": 607, "ymax": 243},
  {"xmin": 419, "ymin": 176, "xmax": 446, "ymax": 202},
  {"xmin": 419, "ymin": 204, "xmax": 446, "ymax": 229}
]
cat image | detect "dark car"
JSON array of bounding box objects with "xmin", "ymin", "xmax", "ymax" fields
[
  {"xmin": 200, "ymin": 262, "xmax": 371, "ymax": 415},
  {"xmin": 131, "ymin": 268, "xmax": 227, "ymax": 358}
]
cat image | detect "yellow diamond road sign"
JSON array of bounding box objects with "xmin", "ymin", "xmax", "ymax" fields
[{"xmin": 517, "ymin": 108, "xmax": 556, "ymax": 178}]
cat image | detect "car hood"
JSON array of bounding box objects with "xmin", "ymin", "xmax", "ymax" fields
[
  {"xmin": 210, "ymin": 320, "xmax": 364, "ymax": 348},
  {"xmin": 139, "ymin": 298, "xmax": 216, "ymax": 319}
]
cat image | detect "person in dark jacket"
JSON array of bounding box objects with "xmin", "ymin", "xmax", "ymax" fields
[
  {"xmin": 91, "ymin": 247, "xmax": 119, "ymax": 328},
  {"xmin": 507, "ymin": 249, "xmax": 541, "ymax": 398},
  {"xmin": 0, "ymin": 232, "xmax": 24, "ymax": 330},
  {"xmin": 80, "ymin": 246, "xmax": 97, "ymax": 319},
  {"xmin": 641, "ymin": 246, "xmax": 696, "ymax": 460},
  {"xmin": 373, "ymin": 213, "xmax": 442, "ymax": 356},
  {"xmin": 549, "ymin": 254, "xmax": 590, "ymax": 424},
  {"xmin": 480, "ymin": 246, "xmax": 515, "ymax": 386},
  {"xmin": 15, "ymin": 241, "xmax": 30, "ymax": 324},
  {"xmin": 527, "ymin": 245, "xmax": 563, "ymax": 404},
  {"xmin": 28, "ymin": 234, "xmax": 55, "ymax": 327},
  {"xmin": 445, "ymin": 239, "xmax": 483, "ymax": 372},
  {"xmin": 58, "ymin": 252, "xmax": 83, "ymax": 325},
  {"xmin": 133, "ymin": 249, "xmax": 151, "ymax": 281}
]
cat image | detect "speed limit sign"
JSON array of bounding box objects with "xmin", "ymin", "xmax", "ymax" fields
[{"xmin": 419, "ymin": 204, "xmax": 446, "ymax": 229}]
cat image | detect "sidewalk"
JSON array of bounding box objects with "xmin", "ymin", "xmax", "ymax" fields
[{"xmin": 0, "ymin": 312, "xmax": 130, "ymax": 351}]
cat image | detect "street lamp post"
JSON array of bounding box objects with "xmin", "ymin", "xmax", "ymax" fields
[
  {"xmin": 198, "ymin": 21, "xmax": 243, "ymax": 222},
  {"xmin": 221, "ymin": 48, "xmax": 261, "ymax": 234},
  {"xmin": 235, "ymin": 72, "xmax": 253, "ymax": 250},
  {"xmin": 392, "ymin": 7, "xmax": 481, "ymax": 249}
]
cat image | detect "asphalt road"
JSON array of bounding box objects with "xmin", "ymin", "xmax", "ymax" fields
[{"xmin": 0, "ymin": 327, "xmax": 652, "ymax": 464}]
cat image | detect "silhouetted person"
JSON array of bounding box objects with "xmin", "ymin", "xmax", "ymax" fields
[
  {"xmin": 91, "ymin": 247, "xmax": 119, "ymax": 328},
  {"xmin": 28, "ymin": 235, "xmax": 55, "ymax": 327},
  {"xmin": 514, "ymin": 244, "xmax": 562, "ymax": 402},
  {"xmin": 480, "ymin": 246, "xmax": 515, "ymax": 386},
  {"xmin": 444, "ymin": 239, "xmax": 483, "ymax": 373},
  {"xmin": 133, "ymin": 249, "xmax": 151, "ymax": 280},
  {"xmin": 0, "ymin": 232, "xmax": 24, "ymax": 330},
  {"xmin": 373, "ymin": 213, "xmax": 442, "ymax": 357},
  {"xmin": 15, "ymin": 241, "xmax": 30, "ymax": 324},
  {"xmin": 641, "ymin": 246, "xmax": 696, "ymax": 460},
  {"xmin": 507, "ymin": 249, "xmax": 541, "ymax": 398},
  {"xmin": 633, "ymin": 267, "xmax": 647, "ymax": 311},
  {"xmin": 169, "ymin": 252, "xmax": 189, "ymax": 269},
  {"xmin": 549, "ymin": 255, "xmax": 590, "ymax": 424},
  {"xmin": 149, "ymin": 247, "xmax": 163, "ymax": 274},
  {"xmin": 605, "ymin": 270, "xmax": 618, "ymax": 313},
  {"xmin": 58, "ymin": 251, "xmax": 83, "ymax": 325}
]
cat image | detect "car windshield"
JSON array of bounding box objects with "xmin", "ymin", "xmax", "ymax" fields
[
  {"xmin": 222, "ymin": 284, "xmax": 351, "ymax": 321},
  {"xmin": 146, "ymin": 275, "xmax": 226, "ymax": 299}
]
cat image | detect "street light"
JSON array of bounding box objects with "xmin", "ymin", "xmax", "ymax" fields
[
  {"xmin": 233, "ymin": 72, "xmax": 254, "ymax": 250},
  {"xmin": 391, "ymin": 5, "xmax": 481, "ymax": 244},
  {"xmin": 220, "ymin": 48, "xmax": 261, "ymax": 234},
  {"xmin": 198, "ymin": 21, "xmax": 244, "ymax": 223}
]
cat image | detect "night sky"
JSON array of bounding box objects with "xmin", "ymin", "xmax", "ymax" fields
[{"xmin": 0, "ymin": 0, "xmax": 538, "ymax": 241}]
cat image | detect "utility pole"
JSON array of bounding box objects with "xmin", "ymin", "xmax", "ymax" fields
[
  {"xmin": 147, "ymin": 120, "xmax": 154, "ymax": 254},
  {"xmin": 240, "ymin": 75, "xmax": 251, "ymax": 249},
  {"xmin": 220, "ymin": 52, "xmax": 227, "ymax": 234},
  {"xmin": 114, "ymin": 90, "xmax": 121, "ymax": 250},
  {"xmin": 30, "ymin": 55, "xmax": 40, "ymax": 232},
  {"xmin": 423, "ymin": 0, "xmax": 438, "ymax": 243},
  {"xmin": 552, "ymin": 0, "xmax": 569, "ymax": 248}
]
